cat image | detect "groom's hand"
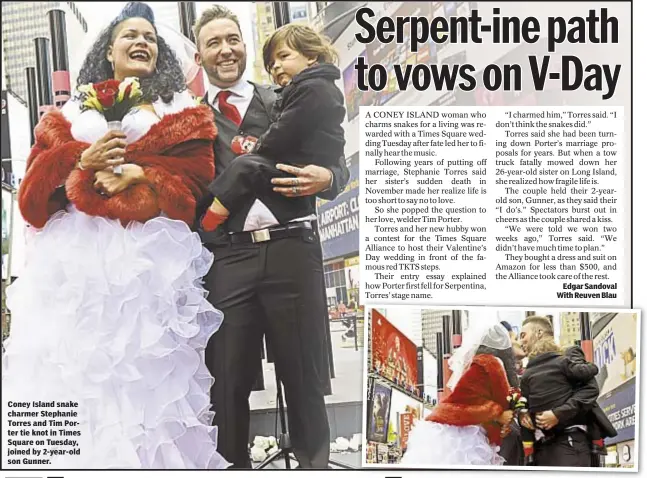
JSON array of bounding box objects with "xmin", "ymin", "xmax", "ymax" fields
[
  {"xmin": 536, "ymin": 410, "xmax": 559, "ymax": 430},
  {"xmin": 272, "ymin": 164, "xmax": 333, "ymax": 197}
]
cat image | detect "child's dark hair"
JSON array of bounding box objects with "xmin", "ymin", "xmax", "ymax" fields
[{"xmin": 263, "ymin": 24, "xmax": 338, "ymax": 73}]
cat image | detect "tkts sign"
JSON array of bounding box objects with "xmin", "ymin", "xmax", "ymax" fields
[
  {"xmin": 1, "ymin": 90, "xmax": 12, "ymax": 186},
  {"xmin": 399, "ymin": 412, "xmax": 414, "ymax": 450}
]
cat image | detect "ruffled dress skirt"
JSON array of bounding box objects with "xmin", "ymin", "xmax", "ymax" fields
[
  {"xmin": 2, "ymin": 207, "xmax": 229, "ymax": 469},
  {"xmin": 400, "ymin": 420, "xmax": 504, "ymax": 467}
]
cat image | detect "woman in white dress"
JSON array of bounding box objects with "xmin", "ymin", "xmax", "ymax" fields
[
  {"xmin": 400, "ymin": 322, "xmax": 518, "ymax": 467},
  {"xmin": 2, "ymin": 2, "xmax": 228, "ymax": 469}
]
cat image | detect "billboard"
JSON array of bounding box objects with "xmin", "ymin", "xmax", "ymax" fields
[
  {"xmin": 340, "ymin": 1, "xmax": 478, "ymax": 121},
  {"xmin": 342, "ymin": 52, "xmax": 375, "ymax": 122},
  {"xmin": 593, "ymin": 313, "xmax": 638, "ymax": 396},
  {"xmin": 1, "ymin": 90, "xmax": 12, "ymax": 186},
  {"xmin": 399, "ymin": 412, "xmax": 414, "ymax": 450},
  {"xmin": 367, "ymin": 380, "xmax": 392, "ymax": 443},
  {"xmin": 388, "ymin": 386, "xmax": 423, "ymax": 449},
  {"xmin": 364, "ymin": 2, "xmax": 434, "ymax": 107},
  {"xmin": 317, "ymin": 153, "xmax": 359, "ymax": 260},
  {"xmin": 599, "ymin": 377, "xmax": 636, "ymax": 446},
  {"xmin": 370, "ymin": 309, "xmax": 419, "ymax": 392},
  {"xmin": 433, "ymin": 39, "xmax": 564, "ymax": 108}
]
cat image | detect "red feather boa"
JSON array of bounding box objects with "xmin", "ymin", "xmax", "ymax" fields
[
  {"xmin": 428, "ymin": 354, "xmax": 511, "ymax": 446},
  {"xmin": 19, "ymin": 105, "xmax": 217, "ymax": 228}
]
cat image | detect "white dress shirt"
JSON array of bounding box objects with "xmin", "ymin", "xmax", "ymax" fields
[{"xmin": 208, "ymin": 79, "xmax": 317, "ymax": 232}]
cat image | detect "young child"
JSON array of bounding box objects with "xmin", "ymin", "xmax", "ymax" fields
[
  {"xmin": 201, "ymin": 24, "xmax": 345, "ymax": 231},
  {"xmin": 521, "ymin": 347, "xmax": 607, "ymax": 465}
]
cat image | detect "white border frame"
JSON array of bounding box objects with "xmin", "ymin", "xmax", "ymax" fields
[{"xmin": 361, "ymin": 305, "xmax": 641, "ymax": 472}]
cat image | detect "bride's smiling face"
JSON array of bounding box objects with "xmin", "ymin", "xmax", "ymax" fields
[{"xmin": 107, "ymin": 18, "xmax": 159, "ymax": 81}]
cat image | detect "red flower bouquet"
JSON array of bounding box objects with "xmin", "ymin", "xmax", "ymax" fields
[
  {"xmin": 78, "ymin": 77, "xmax": 143, "ymax": 122},
  {"xmin": 78, "ymin": 77, "xmax": 143, "ymax": 174},
  {"xmin": 507, "ymin": 387, "xmax": 528, "ymax": 413}
]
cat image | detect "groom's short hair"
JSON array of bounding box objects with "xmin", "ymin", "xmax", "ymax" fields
[
  {"xmin": 522, "ymin": 315, "xmax": 554, "ymax": 336},
  {"xmin": 193, "ymin": 5, "xmax": 242, "ymax": 42}
]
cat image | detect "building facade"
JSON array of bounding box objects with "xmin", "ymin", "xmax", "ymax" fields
[
  {"xmin": 421, "ymin": 309, "xmax": 452, "ymax": 354},
  {"xmin": 559, "ymin": 311, "xmax": 581, "ymax": 347},
  {"xmin": 250, "ymin": 2, "xmax": 327, "ymax": 84},
  {"xmin": 1, "ymin": 2, "xmax": 88, "ymax": 103}
]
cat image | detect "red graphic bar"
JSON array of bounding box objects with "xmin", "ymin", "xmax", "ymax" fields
[{"xmin": 52, "ymin": 70, "xmax": 70, "ymax": 94}]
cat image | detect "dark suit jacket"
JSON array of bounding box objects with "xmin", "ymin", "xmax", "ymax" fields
[
  {"xmin": 522, "ymin": 347, "xmax": 618, "ymax": 439},
  {"xmin": 521, "ymin": 350, "xmax": 599, "ymax": 431},
  {"xmin": 563, "ymin": 347, "xmax": 617, "ymax": 439},
  {"xmin": 198, "ymin": 81, "xmax": 349, "ymax": 238},
  {"xmin": 253, "ymin": 63, "xmax": 345, "ymax": 171}
]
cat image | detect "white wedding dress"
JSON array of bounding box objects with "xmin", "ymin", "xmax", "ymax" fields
[
  {"xmin": 400, "ymin": 421, "xmax": 504, "ymax": 467},
  {"xmin": 2, "ymin": 91, "xmax": 229, "ymax": 469}
]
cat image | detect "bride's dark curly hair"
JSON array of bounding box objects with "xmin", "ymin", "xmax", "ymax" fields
[{"xmin": 76, "ymin": 2, "xmax": 186, "ymax": 104}]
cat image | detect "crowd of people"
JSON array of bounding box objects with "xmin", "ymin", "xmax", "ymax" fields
[{"xmin": 401, "ymin": 316, "xmax": 616, "ymax": 467}]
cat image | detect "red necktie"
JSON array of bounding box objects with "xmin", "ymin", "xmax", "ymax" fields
[{"xmin": 217, "ymin": 90, "xmax": 242, "ymax": 126}]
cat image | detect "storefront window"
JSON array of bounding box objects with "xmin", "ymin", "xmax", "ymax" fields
[{"xmin": 325, "ymin": 261, "xmax": 346, "ymax": 319}]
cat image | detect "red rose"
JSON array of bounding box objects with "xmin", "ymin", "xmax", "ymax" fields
[
  {"xmin": 96, "ymin": 91, "xmax": 116, "ymax": 108},
  {"xmin": 94, "ymin": 79, "xmax": 121, "ymax": 109},
  {"xmin": 124, "ymin": 83, "xmax": 132, "ymax": 98}
]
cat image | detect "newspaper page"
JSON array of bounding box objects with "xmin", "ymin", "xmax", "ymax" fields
[{"xmin": 0, "ymin": 1, "xmax": 642, "ymax": 477}]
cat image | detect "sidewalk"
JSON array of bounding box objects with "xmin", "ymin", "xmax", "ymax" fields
[
  {"xmin": 248, "ymin": 319, "xmax": 365, "ymax": 467},
  {"xmin": 250, "ymin": 319, "xmax": 365, "ymax": 409},
  {"xmin": 254, "ymin": 450, "xmax": 362, "ymax": 469}
]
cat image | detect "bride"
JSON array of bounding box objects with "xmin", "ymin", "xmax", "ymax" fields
[
  {"xmin": 2, "ymin": 2, "xmax": 228, "ymax": 469},
  {"xmin": 401, "ymin": 321, "xmax": 518, "ymax": 466}
]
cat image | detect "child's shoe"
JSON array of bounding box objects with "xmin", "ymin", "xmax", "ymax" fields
[
  {"xmin": 524, "ymin": 454, "xmax": 536, "ymax": 466},
  {"xmin": 591, "ymin": 439, "xmax": 607, "ymax": 455}
]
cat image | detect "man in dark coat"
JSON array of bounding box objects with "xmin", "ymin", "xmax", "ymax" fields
[
  {"xmin": 518, "ymin": 316, "xmax": 611, "ymax": 467},
  {"xmin": 193, "ymin": 5, "xmax": 350, "ymax": 470},
  {"xmin": 498, "ymin": 321, "xmax": 524, "ymax": 466}
]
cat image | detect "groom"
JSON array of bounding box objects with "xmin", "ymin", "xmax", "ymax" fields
[
  {"xmin": 193, "ymin": 5, "xmax": 349, "ymax": 469},
  {"xmin": 518, "ymin": 316, "xmax": 604, "ymax": 467}
]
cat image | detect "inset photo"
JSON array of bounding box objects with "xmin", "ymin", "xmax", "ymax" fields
[{"xmin": 362, "ymin": 308, "xmax": 640, "ymax": 469}]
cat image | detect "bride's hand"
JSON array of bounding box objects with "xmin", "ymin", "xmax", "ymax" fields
[
  {"xmin": 497, "ymin": 410, "xmax": 514, "ymax": 427},
  {"xmin": 79, "ymin": 130, "xmax": 127, "ymax": 171},
  {"xmin": 94, "ymin": 164, "xmax": 147, "ymax": 196}
]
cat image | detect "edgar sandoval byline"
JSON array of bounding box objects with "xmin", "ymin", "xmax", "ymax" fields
[{"xmin": 558, "ymin": 282, "xmax": 618, "ymax": 299}]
